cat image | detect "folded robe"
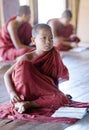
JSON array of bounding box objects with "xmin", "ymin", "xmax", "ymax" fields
[
  {"xmin": 0, "ymin": 16, "xmax": 34, "ymax": 61},
  {"xmin": 12, "ymin": 47, "xmax": 69, "ymax": 109},
  {"xmin": 0, "ymin": 47, "xmax": 89, "ymax": 124}
]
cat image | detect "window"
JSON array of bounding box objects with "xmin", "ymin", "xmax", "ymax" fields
[
  {"xmin": 19, "ymin": 0, "xmax": 29, "ymax": 6},
  {"xmin": 38, "ymin": 0, "xmax": 66, "ymax": 23}
]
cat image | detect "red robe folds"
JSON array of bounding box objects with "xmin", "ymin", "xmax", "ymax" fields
[
  {"xmin": 12, "ymin": 47, "xmax": 69, "ymax": 109},
  {"xmin": 0, "ymin": 47, "xmax": 89, "ymax": 124},
  {"xmin": 0, "ymin": 16, "xmax": 34, "ymax": 61}
]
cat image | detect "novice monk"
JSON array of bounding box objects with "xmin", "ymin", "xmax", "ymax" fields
[
  {"xmin": 2, "ymin": 24, "xmax": 89, "ymax": 124},
  {"xmin": 0, "ymin": 5, "xmax": 35, "ymax": 61},
  {"xmin": 47, "ymin": 10, "xmax": 80, "ymax": 51},
  {"xmin": 4, "ymin": 24, "xmax": 69, "ymax": 114}
]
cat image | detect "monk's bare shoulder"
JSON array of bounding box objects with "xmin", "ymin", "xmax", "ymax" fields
[
  {"xmin": 48, "ymin": 18, "xmax": 61, "ymax": 31},
  {"xmin": 48, "ymin": 18, "xmax": 59, "ymax": 26},
  {"xmin": 48, "ymin": 18, "xmax": 61, "ymax": 37},
  {"xmin": 7, "ymin": 19, "xmax": 19, "ymax": 32}
]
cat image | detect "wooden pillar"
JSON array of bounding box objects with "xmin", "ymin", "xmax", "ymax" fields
[
  {"xmin": 27, "ymin": 0, "xmax": 38, "ymax": 25},
  {"xmin": 77, "ymin": 0, "xmax": 89, "ymax": 43},
  {"xmin": 0, "ymin": 0, "xmax": 4, "ymax": 27}
]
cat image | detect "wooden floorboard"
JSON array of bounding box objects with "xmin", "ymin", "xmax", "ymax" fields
[{"xmin": 1, "ymin": 49, "xmax": 89, "ymax": 129}]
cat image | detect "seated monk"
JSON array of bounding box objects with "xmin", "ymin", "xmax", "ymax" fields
[
  {"xmin": 0, "ymin": 5, "xmax": 35, "ymax": 61},
  {"xmin": 4, "ymin": 24, "xmax": 69, "ymax": 114},
  {"xmin": 1, "ymin": 24, "xmax": 89, "ymax": 124},
  {"xmin": 47, "ymin": 10, "xmax": 80, "ymax": 51}
]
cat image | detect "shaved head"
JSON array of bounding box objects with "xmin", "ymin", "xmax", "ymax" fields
[
  {"xmin": 18, "ymin": 5, "xmax": 31, "ymax": 16},
  {"xmin": 62, "ymin": 10, "xmax": 72, "ymax": 18},
  {"xmin": 32, "ymin": 24, "xmax": 52, "ymax": 37}
]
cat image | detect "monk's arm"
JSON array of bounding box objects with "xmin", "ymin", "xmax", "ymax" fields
[
  {"xmin": 7, "ymin": 22, "xmax": 31, "ymax": 49},
  {"xmin": 4, "ymin": 62, "xmax": 22, "ymax": 103},
  {"xmin": 48, "ymin": 21, "xmax": 59, "ymax": 39},
  {"xmin": 58, "ymin": 37, "xmax": 78, "ymax": 47},
  {"xmin": 4, "ymin": 52, "xmax": 33, "ymax": 90},
  {"xmin": 4, "ymin": 63, "xmax": 17, "ymax": 94},
  {"xmin": 4, "ymin": 55, "xmax": 29, "ymax": 103}
]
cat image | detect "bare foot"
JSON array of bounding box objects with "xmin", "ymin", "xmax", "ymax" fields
[{"xmin": 15, "ymin": 101, "xmax": 30, "ymax": 113}]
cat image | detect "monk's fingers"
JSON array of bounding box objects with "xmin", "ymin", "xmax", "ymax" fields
[
  {"xmin": 15, "ymin": 96, "xmax": 22, "ymax": 102},
  {"xmin": 10, "ymin": 98, "xmax": 17, "ymax": 104},
  {"xmin": 71, "ymin": 42, "xmax": 78, "ymax": 47},
  {"xmin": 10, "ymin": 92, "xmax": 21, "ymax": 103},
  {"xmin": 11, "ymin": 96, "xmax": 21, "ymax": 103},
  {"xmin": 10, "ymin": 100, "xmax": 15, "ymax": 106}
]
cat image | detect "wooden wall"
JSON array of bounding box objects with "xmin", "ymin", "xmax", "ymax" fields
[
  {"xmin": 3, "ymin": 0, "xmax": 19, "ymax": 22},
  {"xmin": 0, "ymin": 0, "xmax": 4, "ymax": 27},
  {"xmin": 77, "ymin": 0, "xmax": 89, "ymax": 44}
]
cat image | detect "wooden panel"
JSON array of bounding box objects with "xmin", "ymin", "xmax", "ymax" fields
[
  {"xmin": 0, "ymin": 0, "xmax": 4, "ymax": 27},
  {"xmin": 77, "ymin": 0, "xmax": 89, "ymax": 43},
  {"xmin": 3, "ymin": 0, "xmax": 19, "ymax": 22}
]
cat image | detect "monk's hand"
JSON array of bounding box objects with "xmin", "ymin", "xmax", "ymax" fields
[
  {"xmin": 10, "ymin": 91, "xmax": 22, "ymax": 104},
  {"xmin": 71, "ymin": 42, "xmax": 78, "ymax": 48}
]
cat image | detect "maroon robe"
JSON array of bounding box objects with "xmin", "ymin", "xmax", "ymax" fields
[
  {"xmin": 11, "ymin": 47, "xmax": 69, "ymax": 108},
  {"xmin": 0, "ymin": 16, "xmax": 34, "ymax": 61},
  {"xmin": 0, "ymin": 47, "xmax": 89, "ymax": 124}
]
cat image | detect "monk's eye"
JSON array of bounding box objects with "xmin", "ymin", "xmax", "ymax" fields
[
  {"xmin": 50, "ymin": 37, "xmax": 53, "ymax": 41},
  {"xmin": 42, "ymin": 37, "xmax": 46, "ymax": 40},
  {"xmin": 40, "ymin": 37, "xmax": 46, "ymax": 40},
  {"xmin": 50, "ymin": 37, "xmax": 53, "ymax": 40}
]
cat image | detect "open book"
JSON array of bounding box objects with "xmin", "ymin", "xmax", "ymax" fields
[{"xmin": 52, "ymin": 107, "xmax": 87, "ymax": 119}]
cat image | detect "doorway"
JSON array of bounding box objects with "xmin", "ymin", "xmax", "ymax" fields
[{"xmin": 38, "ymin": 0, "xmax": 66, "ymax": 23}]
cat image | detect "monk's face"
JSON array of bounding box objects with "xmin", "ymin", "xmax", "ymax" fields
[
  {"xmin": 62, "ymin": 17, "xmax": 72, "ymax": 26},
  {"xmin": 34, "ymin": 28, "xmax": 53, "ymax": 52},
  {"xmin": 23, "ymin": 14, "xmax": 31, "ymax": 22}
]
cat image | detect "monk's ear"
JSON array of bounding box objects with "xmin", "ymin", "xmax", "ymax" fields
[{"xmin": 31, "ymin": 37, "xmax": 36, "ymax": 45}]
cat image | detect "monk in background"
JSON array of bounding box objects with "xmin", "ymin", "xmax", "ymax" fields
[
  {"xmin": 47, "ymin": 10, "xmax": 80, "ymax": 51},
  {"xmin": 0, "ymin": 5, "xmax": 35, "ymax": 61}
]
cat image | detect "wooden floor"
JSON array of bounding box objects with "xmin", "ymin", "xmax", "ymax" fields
[{"xmin": 1, "ymin": 49, "xmax": 89, "ymax": 129}]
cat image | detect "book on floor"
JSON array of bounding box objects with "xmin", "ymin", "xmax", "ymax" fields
[{"xmin": 52, "ymin": 107, "xmax": 87, "ymax": 119}]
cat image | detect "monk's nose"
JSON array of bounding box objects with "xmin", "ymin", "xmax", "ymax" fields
[{"xmin": 47, "ymin": 39, "xmax": 51, "ymax": 44}]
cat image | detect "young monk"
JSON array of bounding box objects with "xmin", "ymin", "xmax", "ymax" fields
[
  {"xmin": 1, "ymin": 24, "xmax": 89, "ymax": 124},
  {"xmin": 47, "ymin": 10, "xmax": 80, "ymax": 51},
  {"xmin": 0, "ymin": 5, "xmax": 35, "ymax": 61},
  {"xmin": 4, "ymin": 24, "xmax": 69, "ymax": 114}
]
